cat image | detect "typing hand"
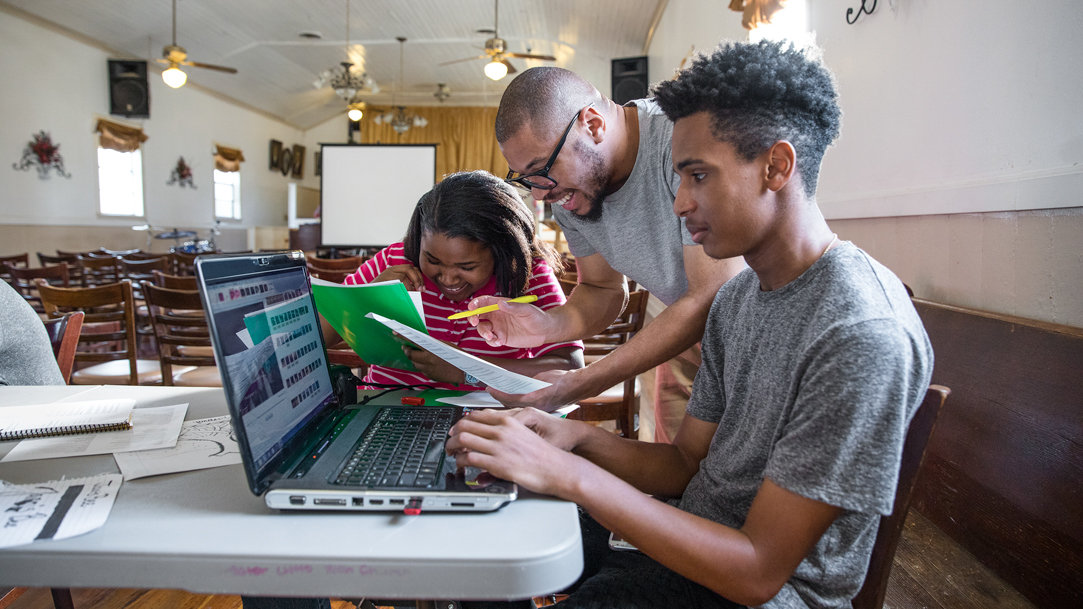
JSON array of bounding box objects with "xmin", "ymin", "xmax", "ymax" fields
[
  {"xmin": 374, "ymin": 264, "xmax": 425, "ymax": 291},
  {"xmin": 446, "ymin": 408, "xmax": 580, "ymax": 495},
  {"xmin": 467, "ymin": 295, "xmax": 552, "ymax": 348}
]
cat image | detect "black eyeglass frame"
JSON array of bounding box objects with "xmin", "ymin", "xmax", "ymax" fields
[{"xmin": 505, "ymin": 105, "xmax": 591, "ymax": 191}]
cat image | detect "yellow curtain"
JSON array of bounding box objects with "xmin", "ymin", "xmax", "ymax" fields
[
  {"xmin": 94, "ymin": 118, "xmax": 148, "ymax": 152},
  {"xmin": 728, "ymin": 0, "xmax": 788, "ymax": 30},
  {"xmin": 359, "ymin": 106, "xmax": 507, "ymax": 181},
  {"xmin": 214, "ymin": 144, "xmax": 245, "ymax": 172}
]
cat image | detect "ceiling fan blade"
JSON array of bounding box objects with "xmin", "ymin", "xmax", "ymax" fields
[
  {"xmin": 502, "ymin": 58, "xmax": 517, "ymax": 74},
  {"xmin": 507, "ymin": 52, "xmax": 556, "ymax": 62},
  {"xmin": 439, "ymin": 54, "xmax": 489, "ymax": 66},
  {"xmin": 186, "ymin": 61, "xmax": 238, "ymax": 74}
]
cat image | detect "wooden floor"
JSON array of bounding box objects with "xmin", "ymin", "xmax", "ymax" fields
[{"xmin": 5, "ymin": 511, "xmax": 1037, "ymax": 609}]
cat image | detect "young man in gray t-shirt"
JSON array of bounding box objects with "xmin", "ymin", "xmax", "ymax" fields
[{"xmin": 449, "ymin": 41, "xmax": 933, "ymax": 609}]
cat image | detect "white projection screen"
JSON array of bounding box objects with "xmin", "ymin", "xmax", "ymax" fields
[{"xmin": 319, "ymin": 144, "xmax": 437, "ymax": 247}]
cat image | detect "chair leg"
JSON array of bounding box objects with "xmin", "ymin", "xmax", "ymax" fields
[{"xmin": 50, "ymin": 588, "xmax": 75, "ymax": 609}]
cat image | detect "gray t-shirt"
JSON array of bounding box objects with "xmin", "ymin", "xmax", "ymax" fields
[
  {"xmin": 552, "ymin": 98, "xmax": 695, "ymax": 306},
  {"xmin": 679, "ymin": 242, "xmax": 933, "ymax": 608},
  {"xmin": 0, "ymin": 280, "xmax": 65, "ymax": 386}
]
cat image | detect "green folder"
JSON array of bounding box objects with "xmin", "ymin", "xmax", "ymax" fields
[{"xmin": 311, "ymin": 278, "xmax": 428, "ymax": 371}]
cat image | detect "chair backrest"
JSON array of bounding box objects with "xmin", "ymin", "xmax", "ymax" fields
[
  {"xmin": 4, "ymin": 262, "xmax": 70, "ymax": 313},
  {"xmin": 170, "ymin": 251, "xmax": 200, "ymax": 275},
  {"xmin": 35, "ymin": 279, "xmax": 141, "ymax": 385},
  {"xmin": 569, "ymin": 289, "xmax": 651, "ymax": 437},
  {"xmin": 78, "ymin": 254, "xmax": 121, "ymax": 287},
  {"xmin": 140, "ymin": 281, "xmax": 215, "ymax": 385},
  {"xmin": 42, "ymin": 311, "xmax": 85, "ymax": 384},
  {"xmin": 305, "ymin": 254, "xmax": 363, "ymax": 271},
  {"xmin": 151, "ymin": 269, "xmax": 198, "ymax": 290},
  {"xmin": 307, "ymin": 265, "xmax": 355, "ymax": 283},
  {"xmin": 39, "ymin": 252, "xmax": 84, "ymax": 285},
  {"xmin": 852, "ymin": 384, "xmax": 950, "ymax": 609},
  {"xmin": 118, "ymin": 256, "xmax": 171, "ymax": 298},
  {"xmin": 0, "ymin": 253, "xmax": 29, "ymax": 282}
]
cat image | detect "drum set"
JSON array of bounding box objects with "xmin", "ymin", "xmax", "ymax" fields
[{"xmin": 132, "ymin": 223, "xmax": 220, "ymax": 253}]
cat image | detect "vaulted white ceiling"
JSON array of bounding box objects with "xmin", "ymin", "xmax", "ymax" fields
[{"xmin": 3, "ymin": 0, "xmax": 666, "ymax": 129}]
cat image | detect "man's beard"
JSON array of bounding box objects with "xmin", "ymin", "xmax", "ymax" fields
[{"xmin": 574, "ymin": 141, "xmax": 608, "ymax": 223}]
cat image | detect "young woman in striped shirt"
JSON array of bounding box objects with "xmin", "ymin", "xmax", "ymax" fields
[{"xmin": 326, "ymin": 170, "xmax": 583, "ymax": 391}]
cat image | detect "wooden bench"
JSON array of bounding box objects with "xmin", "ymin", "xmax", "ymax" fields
[{"xmin": 910, "ymin": 299, "xmax": 1083, "ymax": 609}]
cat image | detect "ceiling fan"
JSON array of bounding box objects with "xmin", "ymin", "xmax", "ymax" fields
[
  {"xmin": 156, "ymin": 0, "xmax": 237, "ymax": 88},
  {"xmin": 441, "ymin": 0, "xmax": 556, "ymax": 80}
]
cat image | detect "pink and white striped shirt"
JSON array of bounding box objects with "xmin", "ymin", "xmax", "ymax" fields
[{"xmin": 343, "ymin": 242, "xmax": 581, "ymax": 390}]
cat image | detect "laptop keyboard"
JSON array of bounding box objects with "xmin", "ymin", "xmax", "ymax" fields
[{"xmin": 333, "ymin": 406, "xmax": 457, "ymax": 488}]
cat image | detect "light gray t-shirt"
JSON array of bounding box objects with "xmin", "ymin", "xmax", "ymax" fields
[
  {"xmin": 552, "ymin": 98, "xmax": 695, "ymax": 305},
  {"xmin": 0, "ymin": 280, "xmax": 64, "ymax": 386},
  {"xmin": 679, "ymin": 242, "xmax": 933, "ymax": 608}
]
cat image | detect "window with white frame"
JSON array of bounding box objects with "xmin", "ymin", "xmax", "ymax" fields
[
  {"xmin": 97, "ymin": 147, "xmax": 145, "ymax": 217},
  {"xmin": 213, "ymin": 168, "xmax": 241, "ymax": 220}
]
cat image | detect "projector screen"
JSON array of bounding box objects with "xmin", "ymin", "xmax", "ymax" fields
[{"xmin": 319, "ymin": 144, "xmax": 437, "ymax": 248}]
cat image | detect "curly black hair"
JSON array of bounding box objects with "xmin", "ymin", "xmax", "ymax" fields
[
  {"xmin": 402, "ymin": 171, "xmax": 561, "ymax": 297},
  {"xmin": 652, "ymin": 40, "xmax": 841, "ymax": 198}
]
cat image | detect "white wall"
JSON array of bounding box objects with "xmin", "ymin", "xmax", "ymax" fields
[
  {"xmin": 0, "ymin": 10, "xmax": 303, "ymax": 233},
  {"xmin": 649, "ymin": 0, "xmax": 1083, "ymax": 327}
]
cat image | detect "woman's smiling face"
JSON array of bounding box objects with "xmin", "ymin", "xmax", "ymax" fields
[{"xmin": 418, "ymin": 231, "xmax": 495, "ymax": 301}]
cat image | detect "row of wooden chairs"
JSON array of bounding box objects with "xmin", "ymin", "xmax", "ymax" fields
[{"xmin": 31, "ymin": 278, "xmax": 220, "ymax": 387}]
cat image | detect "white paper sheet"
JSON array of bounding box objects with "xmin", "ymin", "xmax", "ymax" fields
[
  {"xmin": 1, "ymin": 403, "xmax": 189, "ymax": 462},
  {"xmin": 0, "ymin": 473, "xmax": 123, "ymax": 548},
  {"xmin": 112, "ymin": 415, "xmax": 241, "ymax": 480},
  {"xmin": 366, "ymin": 312, "xmax": 551, "ymax": 394},
  {"xmin": 435, "ymin": 392, "xmax": 579, "ymax": 416}
]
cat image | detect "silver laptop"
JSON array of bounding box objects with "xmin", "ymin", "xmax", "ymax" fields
[{"xmin": 195, "ymin": 251, "xmax": 517, "ymax": 512}]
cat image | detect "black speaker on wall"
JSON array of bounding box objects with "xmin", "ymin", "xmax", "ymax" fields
[
  {"xmin": 108, "ymin": 59, "xmax": 150, "ymax": 118},
  {"xmin": 611, "ymin": 56, "xmax": 648, "ymax": 105}
]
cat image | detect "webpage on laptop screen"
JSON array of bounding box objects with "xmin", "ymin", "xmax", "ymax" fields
[{"xmin": 204, "ymin": 267, "xmax": 334, "ymax": 470}]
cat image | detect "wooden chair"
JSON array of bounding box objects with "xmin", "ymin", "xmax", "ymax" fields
[
  {"xmin": 0, "ymin": 252, "xmax": 28, "ymax": 284},
  {"xmin": 43, "ymin": 311, "xmax": 85, "ymax": 383},
  {"xmin": 35, "ymin": 280, "xmax": 166, "ymax": 386},
  {"xmin": 38, "ymin": 252, "xmax": 84, "ymax": 286},
  {"xmin": 306, "ymin": 254, "xmax": 363, "ymax": 283},
  {"xmin": 78, "ymin": 254, "xmax": 121, "ymax": 287},
  {"xmin": 4, "ymin": 262, "xmax": 70, "ymax": 314},
  {"xmin": 151, "ymin": 269, "xmax": 198, "ymax": 290},
  {"xmin": 141, "ymin": 282, "xmax": 221, "ymax": 386},
  {"xmin": 170, "ymin": 250, "xmax": 200, "ymax": 275},
  {"xmin": 305, "ymin": 254, "xmax": 363, "ymax": 270},
  {"xmin": 565, "ymin": 289, "xmax": 650, "ymax": 438},
  {"xmin": 852, "ymin": 384, "xmax": 950, "ymax": 609}
]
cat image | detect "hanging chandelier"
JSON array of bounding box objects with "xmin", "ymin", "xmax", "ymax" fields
[
  {"xmin": 373, "ymin": 37, "xmax": 427, "ymax": 134},
  {"xmin": 313, "ymin": 0, "xmax": 378, "ymax": 103}
]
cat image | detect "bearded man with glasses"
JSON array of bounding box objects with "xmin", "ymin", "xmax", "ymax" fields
[{"xmin": 467, "ymin": 67, "xmax": 745, "ymax": 428}]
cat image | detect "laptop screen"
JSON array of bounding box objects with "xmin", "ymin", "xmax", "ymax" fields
[{"xmin": 198, "ymin": 254, "xmax": 336, "ymax": 479}]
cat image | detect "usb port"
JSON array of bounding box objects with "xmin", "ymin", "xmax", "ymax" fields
[
  {"xmin": 368, "ymin": 499, "xmax": 384, "ymax": 505},
  {"xmin": 389, "ymin": 498, "xmax": 405, "ymax": 505},
  {"xmin": 289, "ymin": 495, "xmax": 306, "ymax": 505}
]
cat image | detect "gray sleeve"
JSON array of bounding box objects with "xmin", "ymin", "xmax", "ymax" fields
[{"xmin": 0, "ymin": 283, "xmax": 65, "ymax": 386}]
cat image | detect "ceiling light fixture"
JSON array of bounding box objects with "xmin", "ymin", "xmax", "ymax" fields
[
  {"xmin": 484, "ymin": 59, "xmax": 508, "ymax": 81},
  {"xmin": 313, "ymin": 0, "xmax": 378, "ymax": 103},
  {"xmin": 373, "ymin": 37, "xmax": 428, "ymax": 134},
  {"xmin": 162, "ymin": 64, "xmax": 187, "ymax": 88}
]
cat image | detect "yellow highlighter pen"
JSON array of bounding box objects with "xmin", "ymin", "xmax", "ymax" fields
[{"xmin": 446, "ymin": 295, "xmax": 538, "ymax": 320}]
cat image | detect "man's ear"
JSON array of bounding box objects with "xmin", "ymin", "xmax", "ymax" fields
[
  {"xmin": 764, "ymin": 141, "xmax": 796, "ymax": 192},
  {"xmin": 583, "ymin": 105, "xmax": 606, "ymax": 144}
]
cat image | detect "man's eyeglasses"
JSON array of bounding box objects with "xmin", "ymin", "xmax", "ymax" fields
[{"xmin": 505, "ymin": 105, "xmax": 590, "ymax": 192}]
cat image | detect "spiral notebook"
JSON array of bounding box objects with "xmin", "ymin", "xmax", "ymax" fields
[{"xmin": 0, "ymin": 399, "xmax": 134, "ymax": 441}]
